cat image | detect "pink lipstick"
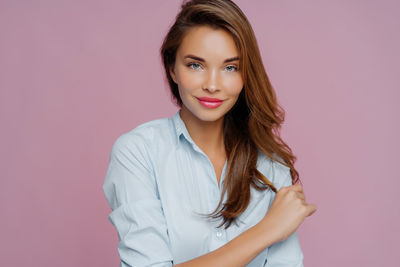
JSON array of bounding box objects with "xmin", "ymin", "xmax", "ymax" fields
[{"xmin": 197, "ymin": 97, "xmax": 224, "ymax": 108}]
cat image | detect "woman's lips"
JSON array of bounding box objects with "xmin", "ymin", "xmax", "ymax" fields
[{"xmin": 197, "ymin": 97, "xmax": 224, "ymax": 108}]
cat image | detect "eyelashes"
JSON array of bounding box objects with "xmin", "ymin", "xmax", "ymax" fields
[
  {"xmin": 225, "ymin": 65, "xmax": 238, "ymax": 72},
  {"xmin": 186, "ymin": 62, "xmax": 200, "ymax": 70},
  {"xmin": 186, "ymin": 62, "xmax": 239, "ymax": 72}
]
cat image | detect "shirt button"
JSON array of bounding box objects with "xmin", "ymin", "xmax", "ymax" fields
[{"xmin": 216, "ymin": 231, "xmax": 222, "ymax": 238}]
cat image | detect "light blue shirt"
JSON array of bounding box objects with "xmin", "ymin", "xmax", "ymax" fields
[{"xmin": 103, "ymin": 109, "xmax": 304, "ymax": 267}]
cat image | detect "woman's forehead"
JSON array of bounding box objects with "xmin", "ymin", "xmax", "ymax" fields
[{"xmin": 177, "ymin": 25, "xmax": 239, "ymax": 61}]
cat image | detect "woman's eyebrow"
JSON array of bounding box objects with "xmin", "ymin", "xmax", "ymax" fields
[{"xmin": 183, "ymin": 54, "xmax": 240, "ymax": 63}]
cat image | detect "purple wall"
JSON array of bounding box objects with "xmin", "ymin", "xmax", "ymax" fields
[{"xmin": 1, "ymin": 0, "xmax": 398, "ymax": 266}]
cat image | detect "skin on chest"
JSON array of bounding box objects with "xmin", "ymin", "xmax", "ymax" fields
[{"xmin": 209, "ymin": 156, "xmax": 226, "ymax": 186}]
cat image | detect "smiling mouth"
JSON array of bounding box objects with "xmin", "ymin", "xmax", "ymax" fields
[{"xmin": 196, "ymin": 97, "xmax": 224, "ymax": 108}]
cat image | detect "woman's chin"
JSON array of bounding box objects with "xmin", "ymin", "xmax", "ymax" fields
[{"xmin": 194, "ymin": 110, "xmax": 227, "ymax": 122}]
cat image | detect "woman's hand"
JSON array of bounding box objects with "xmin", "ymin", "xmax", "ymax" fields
[{"xmin": 260, "ymin": 184, "xmax": 317, "ymax": 243}]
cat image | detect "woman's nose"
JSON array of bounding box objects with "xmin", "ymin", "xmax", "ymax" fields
[{"xmin": 202, "ymin": 69, "xmax": 219, "ymax": 93}]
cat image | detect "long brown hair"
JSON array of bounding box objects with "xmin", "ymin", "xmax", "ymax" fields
[{"xmin": 160, "ymin": 0, "xmax": 301, "ymax": 229}]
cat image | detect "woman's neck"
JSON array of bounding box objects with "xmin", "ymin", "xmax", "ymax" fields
[{"xmin": 179, "ymin": 105, "xmax": 226, "ymax": 158}]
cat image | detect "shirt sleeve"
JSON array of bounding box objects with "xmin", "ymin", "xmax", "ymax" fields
[
  {"xmin": 264, "ymin": 169, "xmax": 304, "ymax": 267},
  {"xmin": 102, "ymin": 133, "xmax": 174, "ymax": 267}
]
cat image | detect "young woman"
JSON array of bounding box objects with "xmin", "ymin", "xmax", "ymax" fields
[{"xmin": 103, "ymin": 0, "xmax": 317, "ymax": 266}]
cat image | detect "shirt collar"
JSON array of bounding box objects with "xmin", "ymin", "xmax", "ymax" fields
[{"xmin": 171, "ymin": 109, "xmax": 196, "ymax": 147}]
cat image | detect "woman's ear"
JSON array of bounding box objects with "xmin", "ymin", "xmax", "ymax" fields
[{"xmin": 169, "ymin": 65, "xmax": 177, "ymax": 84}]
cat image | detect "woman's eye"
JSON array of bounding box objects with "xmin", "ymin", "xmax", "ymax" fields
[
  {"xmin": 187, "ymin": 62, "xmax": 202, "ymax": 70},
  {"xmin": 226, "ymin": 65, "xmax": 238, "ymax": 72}
]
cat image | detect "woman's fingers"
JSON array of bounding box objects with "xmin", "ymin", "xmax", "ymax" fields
[
  {"xmin": 262, "ymin": 182, "xmax": 317, "ymax": 243},
  {"xmin": 286, "ymin": 183, "xmax": 303, "ymax": 192},
  {"xmin": 281, "ymin": 184, "xmax": 305, "ymax": 201},
  {"xmin": 296, "ymin": 191, "xmax": 306, "ymax": 201},
  {"xmin": 306, "ymin": 203, "xmax": 318, "ymax": 216},
  {"xmin": 282, "ymin": 184, "xmax": 316, "ymax": 215}
]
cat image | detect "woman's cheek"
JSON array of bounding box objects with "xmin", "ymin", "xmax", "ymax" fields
[
  {"xmin": 226, "ymin": 76, "xmax": 243, "ymax": 94},
  {"xmin": 181, "ymin": 71, "xmax": 202, "ymax": 90}
]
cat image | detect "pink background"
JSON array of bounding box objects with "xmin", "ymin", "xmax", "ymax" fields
[{"xmin": 1, "ymin": 0, "xmax": 399, "ymax": 266}]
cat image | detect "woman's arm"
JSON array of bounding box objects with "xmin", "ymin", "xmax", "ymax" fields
[
  {"xmin": 174, "ymin": 218, "xmax": 275, "ymax": 267},
  {"xmin": 175, "ymin": 183, "xmax": 317, "ymax": 267}
]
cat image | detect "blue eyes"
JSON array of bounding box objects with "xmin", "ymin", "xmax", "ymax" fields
[
  {"xmin": 187, "ymin": 62, "xmax": 238, "ymax": 72},
  {"xmin": 225, "ymin": 65, "xmax": 237, "ymax": 72},
  {"xmin": 187, "ymin": 63, "xmax": 202, "ymax": 70}
]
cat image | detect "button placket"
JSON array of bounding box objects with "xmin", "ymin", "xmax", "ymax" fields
[
  {"xmin": 190, "ymin": 141, "xmax": 227, "ymax": 192},
  {"xmin": 188, "ymin": 139, "xmax": 229, "ymax": 243}
]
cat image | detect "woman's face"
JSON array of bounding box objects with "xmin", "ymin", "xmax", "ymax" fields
[{"xmin": 170, "ymin": 25, "xmax": 244, "ymax": 122}]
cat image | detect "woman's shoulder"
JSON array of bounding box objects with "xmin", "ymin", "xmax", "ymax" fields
[
  {"xmin": 110, "ymin": 116, "xmax": 174, "ymax": 157},
  {"xmin": 257, "ymin": 148, "xmax": 292, "ymax": 189}
]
